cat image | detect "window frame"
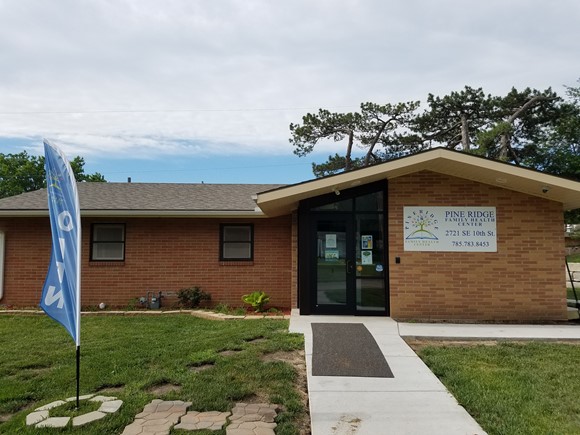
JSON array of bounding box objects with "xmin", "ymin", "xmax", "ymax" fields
[
  {"xmin": 90, "ymin": 223, "xmax": 126, "ymax": 262},
  {"xmin": 220, "ymin": 224, "xmax": 254, "ymax": 261}
]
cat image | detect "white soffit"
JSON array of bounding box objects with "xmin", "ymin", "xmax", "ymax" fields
[{"xmin": 256, "ymin": 149, "xmax": 580, "ymax": 216}]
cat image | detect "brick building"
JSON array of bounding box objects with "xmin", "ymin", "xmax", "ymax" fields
[{"xmin": 1, "ymin": 148, "xmax": 579, "ymax": 321}]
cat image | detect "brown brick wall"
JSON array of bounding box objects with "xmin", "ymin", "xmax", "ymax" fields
[
  {"xmin": 388, "ymin": 171, "xmax": 567, "ymax": 322},
  {"xmin": 0, "ymin": 172, "xmax": 568, "ymax": 321},
  {"xmin": 291, "ymin": 211, "xmax": 299, "ymax": 309},
  {"xmin": 0, "ymin": 216, "xmax": 292, "ymax": 309}
]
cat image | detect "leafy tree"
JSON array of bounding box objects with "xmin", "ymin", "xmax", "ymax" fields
[
  {"xmin": 0, "ymin": 151, "xmax": 106, "ymax": 199},
  {"xmin": 290, "ymin": 101, "xmax": 423, "ymax": 177},
  {"xmin": 290, "ymin": 109, "xmax": 362, "ymax": 175},
  {"xmin": 477, "ymin": 87, "xmax": 560, "ymax": 164},
  {"xmin": 519, "ymin": 82, "xmax": 580, "ymax": 223},
  {"xmin": 415, "ymin": 86, "xmax": 495, "ymax": 151},
  {"xmin": 290, "ymin": 83, "xmax": 580, "ymax": 230}
]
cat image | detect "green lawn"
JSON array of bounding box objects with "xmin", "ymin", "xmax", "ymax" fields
[
  {"xmin": 568, "ymin": 253, "xmax": 580, "ymax": 263},
  {"xmin": 0, "ymin": 315, "xmax": 306, "ymax": 434},
  {"xmin": 416, "ymin": 341, "xmax": 580, "ymax": 435}
]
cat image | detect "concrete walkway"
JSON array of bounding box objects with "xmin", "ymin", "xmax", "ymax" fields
[
  {"xmin": 289, "ymin": 311, "xmax": 487, "ymax": 435},
  {"xmin": 398, "ymin": 321, "xmax": 580, "ymax": 340}
]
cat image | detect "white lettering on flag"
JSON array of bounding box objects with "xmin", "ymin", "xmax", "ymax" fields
[
  {"xmin": 56, "ymin": 261, "xmax": 65, "ymax": 284},
  {"xmin": 58, "ymin": 211, "xmax": 74, "ymax": 231},
  {"xmin": 44, "ymin": 285, "xmax": 65, "ymax": 309}
]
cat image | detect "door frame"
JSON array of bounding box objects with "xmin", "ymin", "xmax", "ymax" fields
[
  {"xmin": 297, "ymin": 180, "xmax": 389, "ymax": 316},
  {"xmin": 309, "ymin": 213, "xmax": 356, "ymax": 315}
]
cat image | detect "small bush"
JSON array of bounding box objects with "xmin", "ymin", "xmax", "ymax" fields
[
  {"xmin": 213, "ymin": 302, "xmax": 231, "ymax": 314},
  {"xmin": 241, "ymin": 291, "xmax": 270, "ymax": 312},
  {"xmin": 177, "ymin": 286, "xmax": 211, "ymax": 308}
]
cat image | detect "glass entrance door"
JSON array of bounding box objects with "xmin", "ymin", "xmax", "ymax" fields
[
  {"xmin": 299, "ymin": 181, "xmax": 389, "ymax": 316},
  {"xmin": 313, "ymin": 216, "xmax": 355, "ymax": 314}
]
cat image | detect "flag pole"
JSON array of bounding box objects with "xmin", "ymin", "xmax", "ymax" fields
[
  {"xmin": 76, "ymin": 345, "xmax": 80, "ymax": 409},
  {"xmin": 73, "ymin": 142, "xmax": 82, "ymax": 410}
]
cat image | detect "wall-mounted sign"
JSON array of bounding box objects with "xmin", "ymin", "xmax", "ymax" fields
[
  {"xmin": 325, "ymin": 234, "xmax": 337, "ymax": 248},
  {"xmin": 404, "ymin": 207, "xmax": 497, "ymax": 252},
  {"xmin": 361, "ymin": 250, "xmax": 373, "ymax": 264},
  {"xmin": 361, "ymin": 235, "xmax": 373, "ymax": 249},
  {"xmin": 325, "ymin": 249, "xmax": 339, "ymax": 260}
]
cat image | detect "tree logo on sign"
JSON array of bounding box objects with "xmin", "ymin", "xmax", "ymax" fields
[{"xmin": 405, "ymin": 209, "xmax": 439, "ymax": 240}]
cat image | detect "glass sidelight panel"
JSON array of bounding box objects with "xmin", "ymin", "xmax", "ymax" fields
[
  {"xmin": 356, "ymin": 279, "xmax": 386, "ymax": 311},
  {"xmin": 316, "ymin": 220, "xmax": 348, "ymax": 306},
  {"xmin": 356, "ymin": 213, "xmax": 386, "ymax": 311}
]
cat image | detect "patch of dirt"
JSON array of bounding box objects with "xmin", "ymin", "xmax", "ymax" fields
[
  {"xmin": 0, "ymin": 402, "xmax": 35, "ymax": 423},
  {"xmin": 219, "ymin": 349, "xmax": 242, "ymax": 357},
  {"xmin": 189, "ymin": 362, "xmax": 215, "ymax": 373},
  {"xmin": 244, "ymin": 336, "xmax": 267, "ymax": 343},
  {"xmin": 262, "ymin": 350, "xmax": 310, "ymax": 435},
  {"xmin": 236, "ymin": 307, "xmax": 291, "ymax": 316},
  {"xmin": 147, "ymin": 383, "xmax": 182, "ymax": 395},
  {"xmin": 240, "ymin": 391, "xmax": 272, "ymax": 405},
  {"xmin": 262, "ymin": 350, "xmax": 301, "ymax": 364},
  {"xmin": 96, "ymin": 384, "xmax": 125, "ymax": 394},
  {"xmin": 22, "ymin": 362, "xmax": 51, "ymax": 371}
]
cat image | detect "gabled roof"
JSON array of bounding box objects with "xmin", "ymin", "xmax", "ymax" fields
[
  {"xmin": 2, "ymin": 149, "xmax": 579, "ymax": 219},
  {"xmin": 256, "ymin": 148, "xmax": 580, "ymax": 216},
  {"xmin": 0, "ymin": 183, "xmax": 283, "ymax": 217}
]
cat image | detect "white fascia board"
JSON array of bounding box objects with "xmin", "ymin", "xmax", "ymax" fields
[{"xmin": 0, "ymin": 210, "xmax": 267, "ymax": 218}]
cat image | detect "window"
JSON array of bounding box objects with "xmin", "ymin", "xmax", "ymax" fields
[
  {"xmin": 91, "ymin": 224, "xmax": 125, "ymax": 261},
  {"xmin": 220, "ymin": 224, "xmax": 253, "ymax": 261}
]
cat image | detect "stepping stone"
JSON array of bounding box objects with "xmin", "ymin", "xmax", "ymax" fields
[
  {"xmin": 27, "ymin": 394, "xmax": 123, "ymax": 429},
  {"xmin": 65, "ymin": 394, "xmax": 95, "ymax": 402},
  {"xmin": 230, "ymin": 403, "xmax": 279, "ymax": 423},
  {"xmin": 99, "ymin": 399, "xmax": 123, "ymax": 413},
  {"xmin": 174, "ymin": 410, "xmax": 231, "ymax": 431},
  {"xmin": 72, "ymin": 411, "xmax": 107, "ymax": 426},
  {"xmin": 121, "ymin": 399, "xmax": 191, "ymax": 435},
  {"xmin": 26, "ymin": 410, "xmax": 48, "ymax": 426},
  {"xmin": 227, "ymin": 402, "xmax": 280, "ymax": 435},
  {"xmin": 36, "ymin": 416, "xmax": 70, "ymax": 428},
  {"xmin": 90, "ymin": 395, "xmax": 117, "ymax": 402},
  {"xmin": 226, "ymin": 420, "xmax": 277, "ymax": 435},
  {"xmin": 35, "ymin": 400, "xmax": 66, "ymax": 411}
]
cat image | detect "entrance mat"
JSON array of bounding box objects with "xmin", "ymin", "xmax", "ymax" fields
[{"xmin": 311, "ymin": 323, "xmax": 394, "ymax": 378}]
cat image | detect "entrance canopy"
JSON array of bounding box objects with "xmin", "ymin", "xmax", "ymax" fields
[{"xmin": 256, "ymin": 148, "xmax": 580, "ymax": 217}]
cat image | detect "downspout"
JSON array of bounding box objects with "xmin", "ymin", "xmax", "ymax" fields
[{"xmin": 0, "ymin": 231, "xmax": 4, "ymax": 301}]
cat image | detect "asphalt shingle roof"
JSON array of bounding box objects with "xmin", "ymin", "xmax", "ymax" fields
[{"xmin": 0, "ymin": 182, "xmax": 284, "ymax": 214}]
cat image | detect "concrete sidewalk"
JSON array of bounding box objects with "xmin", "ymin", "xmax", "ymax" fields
[
  {"xmin": 289, "ymin": 311, "xmax": 487, "ymax": 435},
  {"xmin": 398, "ymin": 321, "xmax": 580, "ymax": 340}
]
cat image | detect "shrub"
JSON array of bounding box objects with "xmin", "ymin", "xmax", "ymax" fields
[
  {"xmin": 241, "ymin": 291, "xmax": 270, "ymax": 312},
  {"xmin": 177, "ymin": 286, "xmax": 211, "ymax": 308}
]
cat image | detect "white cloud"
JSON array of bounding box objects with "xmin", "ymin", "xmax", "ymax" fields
[{"xmin": 0, "ymin": 0, "xmax": 579, "ymax": 160}]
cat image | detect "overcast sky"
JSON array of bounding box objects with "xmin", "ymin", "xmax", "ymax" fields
[{"xmin": 1, "ymin": 0, "xmax": 579, "ymax": 184}]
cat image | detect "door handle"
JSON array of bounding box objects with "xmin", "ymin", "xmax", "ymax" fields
[{"xmin": 346, "ymin": 259, "xmax": 355, "ymax": 274}]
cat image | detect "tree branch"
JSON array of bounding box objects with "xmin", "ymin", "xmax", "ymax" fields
[
  {"xmin": 364, "ymin": 120, "xmax": 388, "ymax": 166},
  {"xmin": 345, "ymin": 130, "xmax": 354, "ymax": 171}
]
